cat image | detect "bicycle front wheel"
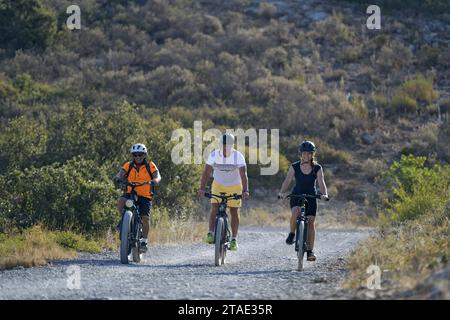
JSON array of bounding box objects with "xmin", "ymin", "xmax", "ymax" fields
[
  {"xmin": 297, "ymin": 220, "xmax": 305, "ymax": 271},
  {"xmin": 215, "ymin": 217, "xmax": 225, "ymax": 266},
  {"xmin": 131, "ymin": 220, "xmax": 141, "ymax": 263},
  {"xmin": 120, "ymin": 210, "xmax": 132, "ymax": 264}
]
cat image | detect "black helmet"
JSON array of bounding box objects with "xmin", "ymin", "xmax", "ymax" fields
[{"xmin": 298, "ymin": 140, "xmax": 316, "ymax": 153}]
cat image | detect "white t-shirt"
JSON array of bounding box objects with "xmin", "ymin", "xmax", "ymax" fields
[{"xmin": 206, "ymin": 149, "xmax": 246, "ymax": 186}]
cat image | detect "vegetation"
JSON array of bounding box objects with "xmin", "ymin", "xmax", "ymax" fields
[{"xmin": 345, "ymin": 155, "xmax": 450, "ymax": 289}]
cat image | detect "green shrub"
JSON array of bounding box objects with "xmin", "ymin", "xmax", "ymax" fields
[
  {"xmin": 52, "ymin": 231, "xmax": 101, "ymax": 253},
  {"xmin": 391, "ymin": 91, "xmax": 418, "ymax": 113},
  {"xmin": 0, "ymin": 0, "xmax": 57, "ymax": 53},
  {"xmin": 400, "ymin": 75, "xmax": 438, "ymax": 105},
  {"xmin": 389, "ymin": 75, "xmax": 439, "ymax": 115},
  {"xmin": 340, "ymin": 46, "xmax": 362, "ymax": 63},
  {"xmin": 312, "ymin": 12, "xmax": 355, "ymax": 45},
  {"xmin": 0, "ymin": 79, "xmax": 18, "ymax": 102},
  {"xmin": 376, "ymin": 41, "xmax": 413, "ymax": 72},
  {"xmin": 362, "ymin": 158, "xmax": 387, "ymax": 182},
  {"xmin": 417, "ymin": 45, "xmax": 441, "ymax": 68},
  {"xmin": 0, "ymin": 116, "xmax": 48, "ymax": 173},
  {"xmin": 0, "ymin": 157, "xmax": 118, "ymax": 233},
  {"xmin": 258, "ymin": 3, "xmax": 278, "ymax": 19},
  {"xmin": 379, "ymin": 155, "xmax": 450, "ymax": 223}
]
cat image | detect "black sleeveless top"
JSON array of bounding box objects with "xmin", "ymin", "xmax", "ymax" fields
[{"xmin": 291, "ymin": 161, "xmax": 321, "ymax": 195}]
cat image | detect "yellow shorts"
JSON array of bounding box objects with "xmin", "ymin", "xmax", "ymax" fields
[{"xmin": 211, "ymin": 181, "xmax": 243, "ymax": 208}]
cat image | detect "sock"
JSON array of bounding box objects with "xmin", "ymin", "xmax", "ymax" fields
[
  {"xmin": 208, "ymin": 230, "xmax": 214, "ymax": 234},
  {"xmin": 231, "ymin": 237, "xmax": 237, "ymax": 241},
  {"xmin": 142, "ymin": 238, "xmax": 148, "ymax": 243}
]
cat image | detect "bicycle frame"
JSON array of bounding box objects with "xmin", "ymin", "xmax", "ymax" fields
[
  {"xmin": 209, "ymin": 193, "xmax": 235, "ymax": 247},
  {"xmin": 120, "ymin": 182, "xmax": 151, "ymax": 255},
  {"xmin": 286, "ymin": 193, "xmax": 322, "ymax": 271},
  {"xmin": 294, "ymin": 197, "xmax": 309, "ymax": 253},
  {"xmin": 205, "ymin": 192, "xmax": 242, "ymax": 266}
]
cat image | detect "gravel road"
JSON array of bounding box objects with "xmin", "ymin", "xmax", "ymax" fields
[{"xmin": 0, "ymin": 226, "xmax": 370, "ymax": 299}]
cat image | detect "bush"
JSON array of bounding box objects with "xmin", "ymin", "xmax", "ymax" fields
[
  {"xmin": 339, "ymin": 46, "xmax": 362, "ymax": 63},
  {"xmin": 400, "ymin": 75, "xmax": 439, "ymax": 105},
  {"xmin": 53, "ymin": 230, "xmax": 101, "ymax": 253},
  {"xmin": 417, "ymin": 45, "xmax": 441, "ymax": 68},
  {"xmin": 379, "ymin": 155, "xmax": 450, "ymax": 223},
  {"xmin": 258, "ymin": 3, "xmax": 278, "ymax": 19},
  {"xmin": 0, "ymin": 0, "xmax": 57, "ymax": 53},
  {"xmin": 0, "ymin": 157, "xmax": 118, "ymax": 233},
  {"xmin": 375, "ymin": 41, "xmax": 413, "ymax": 73},
  {"xmin": 311, "ymin": 12, "xmax": 355, "ymax": 45},
  {"xmin": 0, "ymin": 116, "xmax": 48, "ymax": 173},
  {"xmin": 362, "ymin": 158, "xmax": 387, "ymax": 182},
  {"xmin": 391, "ymin": 91, "xmax": 418, "ymax": 114},
  {"xmin": 389, "ymin": 75, "xmax": 439, "ymax": 115}
]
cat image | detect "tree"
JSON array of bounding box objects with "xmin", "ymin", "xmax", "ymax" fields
[{"xmin": 0, "ymin": 0, "xmax": 57, "ymax": 53}]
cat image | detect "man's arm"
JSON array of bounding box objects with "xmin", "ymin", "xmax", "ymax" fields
[
  {"xmin": 239, "ymin": 166, "xmax": 249, "ymax": 199},
  {"xmin": 198, "ymin": 164, "xmax": 213, "ymax": 197},
  {"xmin": 113, "ymin": 168, "xmax": 126, "ymax": 182},
  {"xmin": 152, "ymin": 170, "xmax": 161, "ymax": 185}
]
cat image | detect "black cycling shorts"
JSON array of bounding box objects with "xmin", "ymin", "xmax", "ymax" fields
[
  {"xmin": 289, "ymin": 197, "xmax": 317, "ymax": 216},
  {"xmin": 121, "ymin": 194, "xmax": 152, "ymax": 217}
]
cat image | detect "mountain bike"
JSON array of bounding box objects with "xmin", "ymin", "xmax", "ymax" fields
[
  {"xmin": 204, "ymin": 192, "xmax": 242, "ymax": 266},
  {"xmin": 282, "ymin": 193, "xmax": 329, "ymax": 271},
  {"xmin": 118, "ymin": 181, "xmax": 153, "ymax": 264}
]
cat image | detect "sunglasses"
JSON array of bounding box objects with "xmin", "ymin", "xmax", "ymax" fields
[{"xmin": 133, "ymin": 153, "xmax": 145, "ymax": 157}]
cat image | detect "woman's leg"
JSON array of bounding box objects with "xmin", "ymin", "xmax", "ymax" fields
[
  {"xmin": 306, "ymin": 216, "xmax": 316, "ymax": 250},
  {"xmin": 290, "ymin": 207, "xmax": 300, "ymax": 233}
]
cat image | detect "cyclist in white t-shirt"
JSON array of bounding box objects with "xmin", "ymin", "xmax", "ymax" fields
[{"xmin": 198, "ymin": 133, "xmax": 249, "ymax": 251}]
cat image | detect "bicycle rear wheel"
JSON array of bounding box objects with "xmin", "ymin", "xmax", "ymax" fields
[
  {"xmin": 215, "ymin": 217, "xmax": 224, "ymax": 266},
  {"xmin": 297, "ymin": 220, "xmax": 305, "ymax": 271}
]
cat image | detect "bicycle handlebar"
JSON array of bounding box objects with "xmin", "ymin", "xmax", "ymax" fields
[
  {"xmin": 126, "ymin": 181, "xmax": 154, "ymax": 187},
  {"xmin": 204, "ymin": 192, "xmax": 242, "ymax": 200},
  {"xmin": 278, "ymin": 193, "xmax": 330, "ymax": 201},
  {"xmin": 115, "ymin": 180, "xmax": 154, "ymax": 188}
]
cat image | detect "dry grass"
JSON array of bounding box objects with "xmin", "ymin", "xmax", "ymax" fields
[
  {"xmin": 0, "ymin": 226, "xmax": 77, "ymax": 270},
  {"xmin": 240, "ymin": 199, "xmax": 371, "ymax": 229},
  {"xmin": 149, "ymin": 218, "xmax": 207, "ymax": 244},
  {"xmin": 343, "ymin": 205, "xmax": 449, "ymax": 290},
  {"xmin": 240, "ymin": 202, "xmax": 287, "ymax": 227}
]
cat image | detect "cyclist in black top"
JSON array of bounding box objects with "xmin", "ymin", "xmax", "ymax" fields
[{"xmin": 278, "ymin": 140, "xmax": 329, "ymax": 261}]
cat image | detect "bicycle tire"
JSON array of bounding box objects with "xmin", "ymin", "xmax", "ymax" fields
[
  {"xmin": 221, "ymin": 219, "xmax": 228, "ymax": 265},
  {"xmin": 297, "ymin": 220, "xmax": 305, "ymax": 271},
  {"xmin": 120, "ymin": 210, "xmax": 132, "ymax": 264},
  {"xmin": 131, "ymin": 220, "xmax": 141, "ymax": 263},
  {"xmin": 215, "ymin": 217, "xmax": 224, "ymax": 266}
]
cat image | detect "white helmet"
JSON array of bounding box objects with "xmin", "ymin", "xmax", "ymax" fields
[
  {"xmin": 130, "ymin": 143, "xmax": 147, "ymax": 154},
  {"xmin": 222, "ymin": 133, "xmax": 235, "ymax": 146}
]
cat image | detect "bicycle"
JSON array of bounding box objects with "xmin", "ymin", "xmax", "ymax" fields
[
  {"xmin": 117, "ymin": 181, "xmax": 153, "ymax": 264},
  {"xmin": 280, "ymin": 193, "xmax": 329, "ymax": 271},
  {"xmin": 204, "ymin": 192, "xmax": 242, "ymax": 266}
]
